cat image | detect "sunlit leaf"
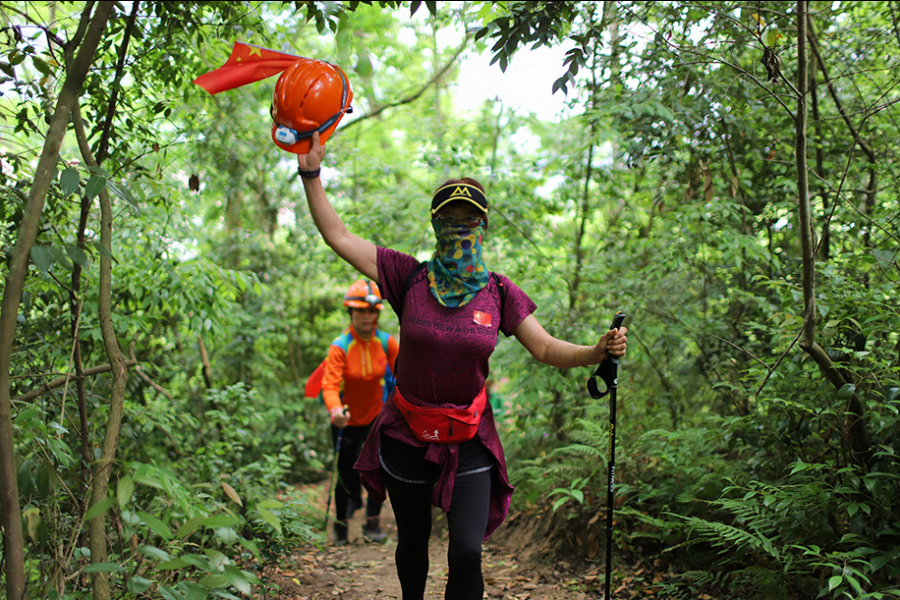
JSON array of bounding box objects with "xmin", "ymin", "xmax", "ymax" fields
[
  {"xmin": 221, "ymin": 481, "xmax": 242, "ymax": 506},
  {"xmin": 138, "ymin": 545, "xmax": 171, "ymax": 562},
  {"xmin": 257, "ymin": 506, "xmax": 282, "ymax": 534},
  {"xmin": 83, "ymin": 562, "xmax": 125, "ymax": 573},
  {"xmin": 92, "ymin": 240, "xmax": 114, "ymax": 260},
  {"xmin": 84, "ymin": 175, "xmax": 106, "ymax": 200},
  {"xmin": 59, "ymin": 167, "xmax": 80, "ymax": 196},
  {"xmin": 66, "ymin": 243, "xmax": 90, "ymax": 267},
  {"xmin": 199, "ymin": 574, "xmax": 229, "ymax": 588},
  {"xmin": 201, "ymin": 515, "xmax": 242, "ymax": 529},
  {"xmin": 133, "ymin": 475, "xmax": 164, "ymax": 489},
  {"xmin": 183, "ymin": 583, "xmax": 208, "ymax": 600},
  {"xmin": 117, "ymin": 475, "xmax": 134, "ymax": 509},
  {"xmin": 216, "ymin": 527, "xmax": 238, "ymax": 545},
  {"xmin": 137, "ymin": 511, "xmax": 172, "ymax": 541},
  {"xmin": 84, "ymin": 497, "xmax": 116, "ymax": 522},
  {"xmin": 838, "ymin": 384, "xmax": 856, "ymax": 399},
  {"xmin": 176, "ymin": 515, "xmax": 204, "ymax": 539},
  {"xmin": 158, "ymin": 558, "xmax": 190, "ymax": 570},
  {"xmin": 30, "ymin": 245, "xmax": 53, "ymax": 274},
  {"xmin": 107, "ymin": 180, "xmax": 141, "ymax": 209},
  {"xmin": 126, "ymin": 576, "xmax": 153, "ymax": 593}
]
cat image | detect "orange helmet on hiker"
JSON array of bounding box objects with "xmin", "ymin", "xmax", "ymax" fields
[
  {"xmin": 270, "ymin": 58, "xmax": 353, "ymax": 154},
  {"xmin": 343, "ymin": 280, "xmax": 383, "ymax": 310}
]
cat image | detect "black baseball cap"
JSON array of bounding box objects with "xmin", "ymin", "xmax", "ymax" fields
[{"xmin": 430, "ymin": 183, "xmax": 488, "ymax": 214}]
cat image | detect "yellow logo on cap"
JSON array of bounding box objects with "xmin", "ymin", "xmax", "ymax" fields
[{"xmin": 452, "ymin": 186, "xmax": 473, "ymax": 198}]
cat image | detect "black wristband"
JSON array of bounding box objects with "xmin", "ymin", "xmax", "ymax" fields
[{"xmin": 297, "ymin": 167, "xmax": 321, "ymax": 179}]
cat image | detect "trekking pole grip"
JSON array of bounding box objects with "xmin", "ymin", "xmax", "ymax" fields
[{"xmin": 587, "ymin": 312, "xmax": 626, "ymax": 399}]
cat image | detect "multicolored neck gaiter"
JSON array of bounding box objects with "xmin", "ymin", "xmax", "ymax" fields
[{"xmin": 426, "ymin": 219, "xmax": 489, "ymax": 307}]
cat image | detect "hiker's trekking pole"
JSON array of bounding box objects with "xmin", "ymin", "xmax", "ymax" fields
[
  {"xmin": 324, "ymin": 407, "xmax": 349, "ymax": 530},
  {"xmin": 587, "ymin": 312, "xmax": 626, "ymax": 600}
]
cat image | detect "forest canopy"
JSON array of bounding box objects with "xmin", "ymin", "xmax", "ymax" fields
[{"xmin": 1, "ymin": 1, "xmax": 898, "ymax": 599}]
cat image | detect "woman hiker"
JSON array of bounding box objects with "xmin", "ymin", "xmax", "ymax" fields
[
  {"xmin": 321, "ymin": 280, "xmax": 399, "ymax": 545},
  {"xmin": 297, "ymin": 131, "xmax": 627, "ymax": 599}
]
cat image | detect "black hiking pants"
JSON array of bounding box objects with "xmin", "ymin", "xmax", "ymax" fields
[
  {"xmin": 331, "ymin": 424, "xmax": 383, "ymax": 527},
  {"xmin": 385, "ymin": 468, "xmax": 492, "ymax": 600}
]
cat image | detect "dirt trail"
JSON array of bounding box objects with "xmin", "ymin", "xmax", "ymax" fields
[{"xmin": 264, "ymin": 481, "xmax": 606, "ymax": 600}]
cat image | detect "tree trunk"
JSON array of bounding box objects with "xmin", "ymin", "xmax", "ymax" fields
[
  {"xmin": 88, "ymin": 182, "xmax": 130, "ymax": 600},
  {"xmin": 0, "ymin": 4, "xmax": 115, "ymax": 600},
  {"xmin": 72, "ymin": 96, "xmax": 131, "ymax": 600},
  {"xmin": 796, "ymin": 0, "xmax": 816, "ymax": 350},
  {"xmin": 199, "ymin": 335, "xmax": 213, "ymax": 389},
  {"xmin": 796, "ymin": 2, "xmax": 871, "ymax": 466},
  {"xmin": 809, "ymin": 48, "xmax": 830, "ymax": 260}
]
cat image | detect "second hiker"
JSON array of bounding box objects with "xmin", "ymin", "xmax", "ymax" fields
[{"xmin": 321, "ymin": 279, "xmax": 398, "ymax": 545}]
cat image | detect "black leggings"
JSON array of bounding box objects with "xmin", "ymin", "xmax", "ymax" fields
[
  {"xmin": 385, "ymin": 469, "xmax": 492, "ymax": 600},
  {"xmin": 331, "ymin": 424, "xmax": 382, "ymax": 523}
]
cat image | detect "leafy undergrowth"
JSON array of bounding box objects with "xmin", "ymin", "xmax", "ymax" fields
[{"xmin": 251, "ymin": 481, "xmax": 751, "ymax": 600}]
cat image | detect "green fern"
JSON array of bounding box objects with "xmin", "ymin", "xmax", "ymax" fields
[
  {"xmin": 681, "ymin": 569, "xmax": 728, "ymax": 587},
  {"xmin": 673, "ymin": 514, "xmax": 781, "ymax": 561}
]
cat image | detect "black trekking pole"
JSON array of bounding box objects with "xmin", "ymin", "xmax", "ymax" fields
[
  {"xmin": 587, "ymin": 311, "xmax": 626, "ymax": 600},
  {"xmin": 324, "ymin": 407, "xmax": 349, "ymax": 530}
]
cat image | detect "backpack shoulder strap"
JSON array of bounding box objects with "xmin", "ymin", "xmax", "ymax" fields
[
  {"xmin": 491, "ymin": 272, "xmax": 506, "ymax": 312},
  {"xmin": 331, "ymin": 329, "xmax": 353, "ymax": 352},
  {"xmin": 374, "ymin": 329, "xmax": 391, "ymax": 356},
  {"xmin": 395, "ymin": 261, "xmax": 428, "ymax": 322},
  {"xmin": 374, "ymin": 329, "xmax": 396, "ymax": 402}
]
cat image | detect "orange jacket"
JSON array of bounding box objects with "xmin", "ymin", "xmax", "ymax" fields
[{"xmin": 322, "ymin": 326, "xmax": 399, "ymax": 427}]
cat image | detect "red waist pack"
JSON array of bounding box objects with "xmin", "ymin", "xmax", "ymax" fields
[{"xmin": 393, "ymin": 386, "xmax": 487, "ymax": 444}]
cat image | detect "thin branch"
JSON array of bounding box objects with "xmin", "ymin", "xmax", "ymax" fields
[
  {"xmin": 806, "ymin": 18, "xmax": 876, "ymax": 162},
  {"xmin": 891, "ymin": 1, "xmax": 900, "ymax": 54},
  {"xmin": 619, "ymin": 4, "xmax": 795, "ymax": 118},
  {"xmin": 96, "ymin": 0, "xmax": 140, "ymax": 165},
  {"xmin": 11, "ymin": 360, "xmax": 138, "ymax": 405},
  {"xmin": 754, "ymin": 131, "xmax": 858, "ymax": 398},
  {"xmin": 497, "ymin": 204, "xmax": 554, "ymax": 264},
  {"xmin": 709, "ymin": 334, "xmax": 769, "ymax": 370},
  {"xmin": 630, "ymin": 331, "xmax": 672, "ymax": 393},
  {"xmin": 65, "ymin": 1, "xmax": 97, "ymax": 55},
  {"xmin": 129, "ymin": 344, "xmax": 172, "ymax": 400},
  {"xmin": 754, "ymin": 325, "xmax": 805, "ymax": 397},
  {"xmin": 341, "ymin": 38, "xmax": 468, "ymax": 130},
  {"xmin": 809, "ymin": 167, "xmax": 900, "ymax": 248},
  {"xmin": 0, "ymin": 4, "xmax": 66, "ymax": 47}
]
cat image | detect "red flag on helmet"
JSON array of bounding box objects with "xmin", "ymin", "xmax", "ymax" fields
[
  {"xmin": 194, "ymin": 42, "xmax": 353, "ymax": 153},
  {"xmin": 193, "ymin": 42, "xmax": 300, "ymax": 94}
]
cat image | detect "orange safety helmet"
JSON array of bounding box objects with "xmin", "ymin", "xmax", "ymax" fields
[
  {"xmin": 270, "ymin": 58, "xmax": 353, "ymax": 154},
  {"xmin": 343, "ymin": 280, "xmax": 383, "ymax": 310}
]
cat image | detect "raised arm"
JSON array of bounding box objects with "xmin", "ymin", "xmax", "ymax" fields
[
  {"xmin": 512, "ymin": 314, "xmax": 627, "ymax": 368},
  {"xmin": 298, "ymin": 131, "xmax": 379, "ymax": 282}
]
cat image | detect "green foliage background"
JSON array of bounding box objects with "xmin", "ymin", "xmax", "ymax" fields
[{"xmin": 1, "ymin": 1, "xmax": 898, "ymax": 599}]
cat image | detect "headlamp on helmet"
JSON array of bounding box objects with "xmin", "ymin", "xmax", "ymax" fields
[
  {"xmin": 274, "ymin": 126, "xmax": 299, "ymax": 145},
  {"xmin": 344, "ymin": 280, "xmax": 383, "ymax": 310}
]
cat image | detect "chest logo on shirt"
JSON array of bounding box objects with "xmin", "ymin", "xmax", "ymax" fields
[{"xmin": 473, "ymin": 310, "xmax": 492, "ymax": 327}]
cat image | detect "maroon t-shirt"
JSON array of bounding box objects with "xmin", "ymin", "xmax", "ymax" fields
[
  {"xmin": 355, "ymin": 246, "xmax": 537, "ymax": 539},
  {"xmin": 377, "ymin": 246, "xmax": 537, "ymax": 406}
]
